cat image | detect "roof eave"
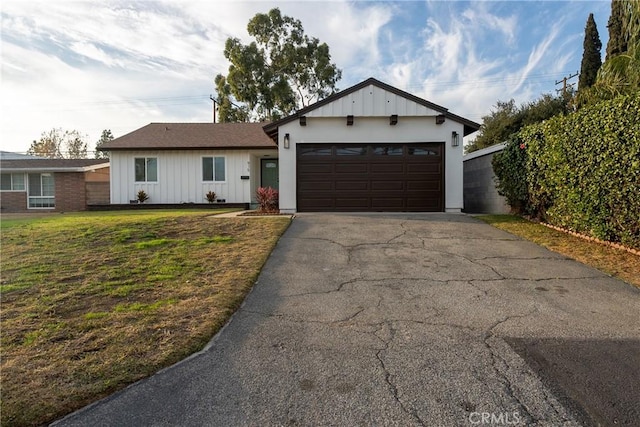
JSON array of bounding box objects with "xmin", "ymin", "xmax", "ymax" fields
[
  {"xmin": 0, "ymin": 165, "xmax": 109, "ymax": 173},
  {"xmin": 102, "ymin": 146, "xmax": 277, "ymax": 151},
  {"xmin": 463, "ymin": 124, "xmax": 480, "ymax": 137},
  {"xmin": 82, "ymin": 162, "xmax": 110, "ymax": 171}
]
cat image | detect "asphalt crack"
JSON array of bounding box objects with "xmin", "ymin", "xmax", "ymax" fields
[
  {"xmin": 483, "ymin": 310, "xmax": 538, "ymax": 424},
  {"xmin": 386, "ymin": 221, "xmax": 409, "ymax": 244},
  {"xmin": 242, "ymin": 308, "xmax": 366, "ymax": 326},
  {"xmin": 465, "ymin": 280, "xmax": 489, "ymax": 296},
  {"xmin": 374, "ymin": 322, "xmax": 427, "ymax": 426},
  {"xmin": 283, "ymin": 277, "xmax": 363, "ymax": 297}
]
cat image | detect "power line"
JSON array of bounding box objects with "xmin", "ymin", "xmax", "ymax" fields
[
  {"xmin": 209, "ymin": 94, "xmax": 244, "ymax": 123},
  {"xmin": 63, "ymin": 94, "xmax": 209, "ymax": 106},
  {"xmin": 400, "ymin": 71, "xmax": 578, "ymax": 91},
  {"xmin": 5, "ymin": 95, "xmax": 212, "ymax": 113},
  {"xmin": 6, "ymin": 70, "xmax": 578, "ymax": 114},
  {"xmin": 555, "ymin": 71, "xmax": 579, "ymax": 96}
]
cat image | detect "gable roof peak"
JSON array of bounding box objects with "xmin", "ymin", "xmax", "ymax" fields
[{"xmin": 264, "ymin": 77, "xmax": 479, "ymax": 137}]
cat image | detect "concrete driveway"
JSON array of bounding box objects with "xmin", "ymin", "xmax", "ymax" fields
[{"xmin": 54, "ymin": 213, "xmax": 640, "ymax": 426}]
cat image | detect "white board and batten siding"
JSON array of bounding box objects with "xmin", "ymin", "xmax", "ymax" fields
[
  {"xmin": 110, "ymin": 150, "xmax": 273, "ymax": 204},
  {"xmin": 305, "ymin": 85, "xmax": 441, "ymax": 118}
]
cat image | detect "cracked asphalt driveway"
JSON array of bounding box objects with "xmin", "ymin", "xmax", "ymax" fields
[{"xmin": 54, "ymin": 213, "xmax": 640, "ymax": 427}]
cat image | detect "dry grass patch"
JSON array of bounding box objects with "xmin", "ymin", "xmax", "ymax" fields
[
  {"xmin": 0, "ymin": 211, "xmax": 291, "ymax": 426},
  {"xmin": 478, "ymin": 215, "xmax": 640, "ymax": 288}
]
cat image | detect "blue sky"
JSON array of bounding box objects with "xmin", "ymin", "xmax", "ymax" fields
[{"xmin": 1, "ymin": 0, "xmax": 611, "ymax": 154}]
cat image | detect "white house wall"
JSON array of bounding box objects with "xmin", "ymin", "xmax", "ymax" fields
[
  {"xmin": 250, "ymin": 155, "xmax": 261, "ymax": 204},
  {"xmin": 305, "ymin": 85, "xmax": 441, "ymax": 117},
  {"xmin": 109, "ymin": 149, "xmax": 276, "ymax": 204},
  {"xmin": 278, "ymin": 116, "xmax": 464, "ymax": 213}
]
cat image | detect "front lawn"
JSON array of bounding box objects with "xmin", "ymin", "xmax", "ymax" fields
[
  {"xmin": 479, "ymin": 215, "xmax": 640, "ymax": 288},
  {"xmin": 0, "ymin": 210, "xmax": 291, "ymax": 426}
]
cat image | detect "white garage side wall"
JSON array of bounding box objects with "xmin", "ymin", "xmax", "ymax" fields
[
  {"xmin": 277, "ymin": 116, "xmax": 464, "ymax": 213},
  {"xmin": 109, "ymin": 150, "xmax": 276, "ymax": 204}
]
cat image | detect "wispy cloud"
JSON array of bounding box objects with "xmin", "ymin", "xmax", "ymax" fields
[
  {"xmin": 461, "ymin": 5, "xmax": 517, "ymax": 45},
  {"xmin": 407, "ymin": 5, "xmax": 514, "ymax": 120},
  {"xmin": 319, "ymin": 2, "xmax": 395, "ymax": 80},
  {"xmin": 0, "ymin": 1, "xmax": 612, "ymax": 152},
  {"xmin": 374, "ymin": 2, "xmax": 599, "ymax": 124},
  {"xmin": 69, "ymin": 42, "xmax": 122, "ymax": 67},
  {"xmin": 511, "ymin": 19, "xmax": 562, "ymax": 94}
]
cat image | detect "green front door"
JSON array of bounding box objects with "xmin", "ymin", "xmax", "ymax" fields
[{"xmin": 261, "ymin": 159, "xmax": 279, "ymax": 190}]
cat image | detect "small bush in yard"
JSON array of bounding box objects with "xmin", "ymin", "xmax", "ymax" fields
[
  {"xmin": 137, "ymin": 190, "xmax": 149, "ymax": 203},
  {"xmin": 205, "ymin": 191, "xmax": 216, "ymax": 203},
  {"xmin": 256, "ymin": 187, "xmax": 279, "ymax": 213}
]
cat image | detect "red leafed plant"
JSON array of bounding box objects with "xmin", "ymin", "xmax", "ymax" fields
[{"xmin": 256, "ymin": 187, "xmax": 279, "ymax": 213}]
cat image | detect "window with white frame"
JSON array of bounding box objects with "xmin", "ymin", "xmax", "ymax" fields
[
  {"xmin": 135, "ymin": 157, "xmax": 158, "ymax": 182},
  {"xmin": 1, "ymin": 173, "xmax": 26, "ymax": 191},
  {"xmin": 202, "ymin": 156, "xmax": 226, "ymax": 182},
  {"xmin": 28, "ymin": 173, "xmax": 55, "ymax": 208}
]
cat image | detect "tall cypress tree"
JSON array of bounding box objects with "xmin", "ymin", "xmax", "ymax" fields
[
  {"xmin": 579, "ymin": 13, "xmax": 603, "ymax": 90},
  {"xmin": 606, "ymin": 0, "xmax": 626, "ymax": 59}
]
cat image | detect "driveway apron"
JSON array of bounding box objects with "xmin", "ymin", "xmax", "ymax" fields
[{"xmin": 54, "ymin": 213, "xmax": 640, "ymax": 426}]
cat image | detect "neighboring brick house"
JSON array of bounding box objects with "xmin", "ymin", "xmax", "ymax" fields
[{"xmin": 0, "ymin": 154, "xmax": 110, "ymax": 213}]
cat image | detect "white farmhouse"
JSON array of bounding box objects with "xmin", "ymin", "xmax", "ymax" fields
[
  {"xmin": 102, "ymin": 78, "xmax": 479, "ymax": 212},
  {"xmin": 102, "ymin": 122, "xmax": 278, "ymax": 206}
]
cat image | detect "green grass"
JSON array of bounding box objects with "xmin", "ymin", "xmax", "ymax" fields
[
  {"xmin": 0, "ymin": 208, "xmax": 241, "ymax": 229},
  {"xmin": 0, "ymin": 209, "xmax": 290, "ymax": 426},
  {"xmin": 135, "ymin": 238, "xmax": 174, "ymax": 249},
  {"xmin": 478, "ymin": 215, "xmax": 640, "ymax": 288},
  {"xmin": 113, "ymin": 299, "xmax": 178, "ymax": 313},
  {"xmin": 83, "ymin": 312, "xmax": 109, "ymax": 320}
]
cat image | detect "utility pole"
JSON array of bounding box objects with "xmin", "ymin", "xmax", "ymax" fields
[
  {"xmin": 555, "ymin": 71, "xmax": 579, "ymax": 96},
  {"xmin": 209, "ymin": 94, "xmax": 243, "ymax": 123},
  {"xmin": 209, "ymin": 95, "xmax": 217, "ymax": 123}
]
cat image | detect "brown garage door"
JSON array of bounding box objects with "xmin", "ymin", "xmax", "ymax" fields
[{"xmin": 297, "ymin": 143, "xmax": 444, "ymax": 212}]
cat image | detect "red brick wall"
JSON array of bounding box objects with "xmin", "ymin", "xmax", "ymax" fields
[
  {"xmin": 0, "ymin": 191, "xmax": 28, "ymax": 212},
  {"xmin": 2, "ymin": 168, "xmax": 110, "ymax": 213},
  {"xmin": 55, "ymin": 172, "xmax": 86, "ymax": 212}
]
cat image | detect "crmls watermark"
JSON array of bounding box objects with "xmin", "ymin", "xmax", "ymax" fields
[{"xmin": 468, "ymin": 411, "xmax": 522, "ymax": 425}]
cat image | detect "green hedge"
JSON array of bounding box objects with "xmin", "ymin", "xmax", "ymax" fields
[
  {"xmin": 493, "ymin": 93, "xmax": 640, "ymax": 249},
  {"xmin": 491, "ymin": 134, "xmax": 530, "ymax": 214}
]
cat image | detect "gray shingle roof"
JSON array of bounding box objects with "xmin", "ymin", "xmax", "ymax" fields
[
  {"xmin": 0, "ymin": 158, "xmax": 109, "ymax": 172},
  {"xmin": 99, "ymin": 122, "xmax": 277, "ymax": 150},
  {"xmin": 0, "ymin": 151, "xmax": 45, "ymax": 160}
]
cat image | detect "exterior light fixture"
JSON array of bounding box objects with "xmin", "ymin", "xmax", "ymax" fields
[
  {"xmin": 451, "ymin": 131, "xmax": 460, "ymax": 147},
  {"xmin": 347, "ymin": 115, "xmax": 354, "ymax": 126},
  {"xmin": 390, "ymin": 114, "xmax": 398, "ymax": 125},
  {"xmin": 436, "ymin": 114, "xmax": 446, "ymax": 125},
  {"xmin": 284, "ymin": 133, "xmax": 290, "ymax": 149},
  {"xmin": 299, "ymin": 116, "xmax": 307, "ymax": 126}
]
